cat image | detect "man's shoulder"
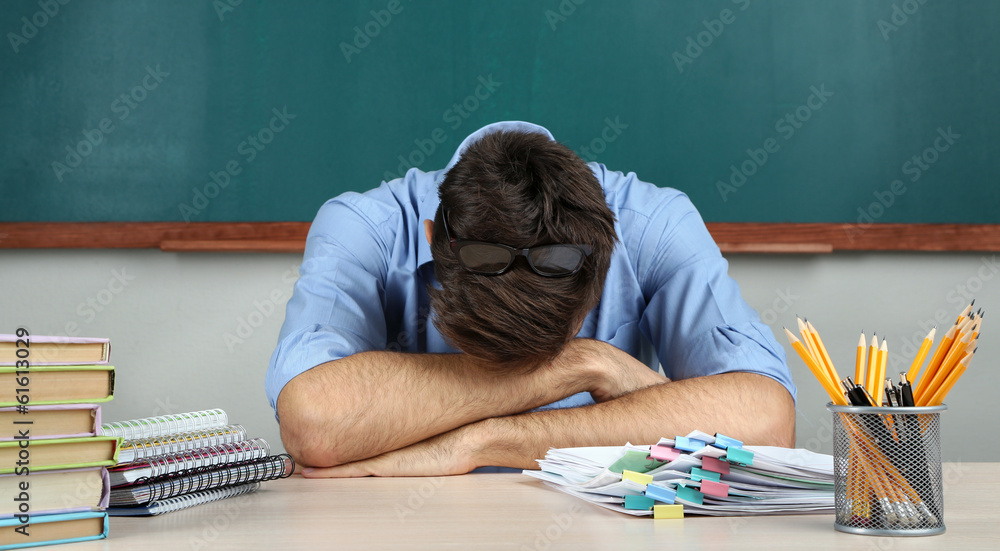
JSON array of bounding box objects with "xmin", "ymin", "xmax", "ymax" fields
[
  {"xmin": 593, "ymin": 163, "xmax": 699, "ymax": 225},
  {"xmin": 313, "ymin": 170, "xmax": 438, "ymax": 231}
]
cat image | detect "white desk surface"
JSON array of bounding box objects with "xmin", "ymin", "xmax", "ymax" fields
[{"xmin": 65, "ymin": 463, "xmax": 997, "ymax": 550}]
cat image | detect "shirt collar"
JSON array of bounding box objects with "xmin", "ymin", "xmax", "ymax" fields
[{"xmin": 415, "ymin": 121, "xmax": 558, "ymax": 270}]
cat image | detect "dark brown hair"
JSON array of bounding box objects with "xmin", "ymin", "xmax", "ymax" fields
[{"xmin": 428, "ymin": 129, "xmax": 617, "ymax": 369}]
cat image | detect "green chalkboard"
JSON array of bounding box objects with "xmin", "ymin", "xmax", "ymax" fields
[{"xmin": 1, "ymin": 0, "xmax": 998, "ymax": 223}]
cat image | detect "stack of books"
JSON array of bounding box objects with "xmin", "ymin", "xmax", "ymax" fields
[
  {"xmin": 0, "ymin": 333, "xmax": 119, "ymax": 548},
  {"xmin": 524, "ymin": 430, "xmax": 834, "ymax": 519},
  {"xmin": 101, "ymin": 409, "xmax": 293, "ymax": 516}
]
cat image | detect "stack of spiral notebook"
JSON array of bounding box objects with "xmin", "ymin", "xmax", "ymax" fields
[{"xmin": 100, "ymin": 409, "xmax": 293, "ymax": 516}]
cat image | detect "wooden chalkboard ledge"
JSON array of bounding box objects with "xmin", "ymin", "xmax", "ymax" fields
[{"xmin": 0, "ymin": 223, "xmax": 999, "ymax": 253}]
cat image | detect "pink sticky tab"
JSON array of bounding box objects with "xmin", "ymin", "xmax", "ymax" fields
[
  {"xmin": 649, "ymin": 445, "xmax": 681, "ymax": 462},
  {"xmin": 700, "ymin": 479, "xmax": 730, "ymax": 498},
  {"xmin": 701, "ymin": 456, "xmax": 731, "ymax": 475}
]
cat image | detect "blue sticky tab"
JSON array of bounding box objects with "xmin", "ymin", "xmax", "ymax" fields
[
  {"xmin": 674, "ymin": 436, "xmax": 706, "ymax": 452},
  {"xmin": 624, "ymin": 494, "xmax": 656, "ymax": 510},
  {"xmin": 689, "ymin": 467, "xmax": 721, "ymax": 482},
  {"xmin": 712, "ymin": 433, "xmax": 744, "ymax": 450},
  {"xmin": 725, "ymin": 447, "xmax": 754, "ymax": 466},
  {"xmin": 675, "ymin": 484, "xmax": 705, "ymax": 506},
  {"xmin": 644, "ymin": 484, "xmax": 677, "ymax": 504}
]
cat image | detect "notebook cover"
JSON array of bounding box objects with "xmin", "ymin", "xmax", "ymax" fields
[
  {"xmin": 0, "ymin": 511, "xmax": 108, "ymax": 550},
  {"xmin": 106, "ymin": 481, "xmax": 260, "ymax": 516},
  {"xmin": 0, "ymin": 336, "xmax": 110, "ymax": 366},
  {"xmin": 0, "ymin": 366, "xmax": 115, "ymax": 407},
  {"xmin": 0, "ymin": 404, "xmax": 101, "ymax": 441},
  {"xmin": 0, "ymin": 436, "xmax": 121, "ymax": 474}
]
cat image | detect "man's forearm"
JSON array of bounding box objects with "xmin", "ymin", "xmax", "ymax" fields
[
  {"xmin": 276, "ymin": 349, "xmax": 596, "ymax": 467},
  {"xmin": 473, "ymin": 372, "xmax": 796, "ymax": 470}
]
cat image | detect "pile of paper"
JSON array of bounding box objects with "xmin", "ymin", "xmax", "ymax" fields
[{"xmin": 523, "ymin": 430, "xmax": 835, "ymax": 517}]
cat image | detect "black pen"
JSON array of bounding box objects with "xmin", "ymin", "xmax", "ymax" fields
[{"xmin": 898, "ymin": 373, "xmax": 915, "ymax": 407}]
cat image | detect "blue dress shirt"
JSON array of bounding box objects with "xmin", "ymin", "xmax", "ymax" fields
[{"xmin": 266, "ymin": 121, "xmax": 796, "ymax": 416}]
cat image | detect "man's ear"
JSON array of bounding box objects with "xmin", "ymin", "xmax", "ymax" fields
[{"xmin": 424, "ymin": 219, "xmax": 434, "ymax": 246}]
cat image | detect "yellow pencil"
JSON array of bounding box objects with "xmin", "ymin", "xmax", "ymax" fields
[
  {"xmin": 797, "ymin": 317, "xmax": 820, "ymax": 362},
  {"xmin": 926, "ymin": 357, "xmax": 969, "ymax": 406},
  {"xmin": 955, "ymin": 301, "xmax": 974, "ymax": 324},
  {"xmin": 807, "ymin": 320, "xmax": 841, "ymax": 385},
  {"xmin": 917, "ymin": 331, "xmax": 971, "ymax": 404},
  {"xmin": 784, "ymin": 328, "xmax": 848, "ymax": 406},
  {"xmin": 914, "ymin": 324, "xmax": 956, "ymax": 399},
  {"xmin": 855, "ymin": 331, "xmax": 866, "ymax": 385},
  {"xmin": 874, "ymin": 338, "xmax": 887, "ymax": 406},
  {"xmin": 905, "ymin": 327, "xmax": 935, "ymax": 384},
  {"xmin": 865, "ymin": 334, "xmax": 878, "ymax": 396}
]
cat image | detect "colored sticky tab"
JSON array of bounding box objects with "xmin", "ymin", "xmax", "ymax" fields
[
  {"xmin": 624, "ymin": 495, "xmax": 656, "ymax": 510},
  {"xmin": 649, "ymin": 445, "xmax": 681, "ymax": 462},
  {"xmin": 700, "ymin": 456, "xmax": 731, "ymax": 475},
  {"xmin": 712, "ymin": 433, "xmax": 744, "ymax": 450},
  {"xmin": 653, "ymin": 504, "xmax": 684, "ymax": 519},
  {"xmin": 622, "ymin": 470, "xmax": 653, "ymax": 485},
  {"xmin": 699, "ymin": 479, "xmax": 730, "ymax": 498},
  {"xmin": 689, "ymin": 467, "xmax": 721, "ymax": 482},
  {"xmin": 725, "ymin": 447, "xmax": 754, "ymax": 466},
  {"xmin": 609, "ymin": 450, "xmax": 665, "ymax": 474},
  {"xmin": 673, "ymin": 436, "xmax": 706, "ymax": 452},
  {"xmin": 644, "ymin": 484, "xmax": 676, "ymax": 504},
  {"xmin": 675, "ymin": 484, "xmax": 704, "ymax": 506}
]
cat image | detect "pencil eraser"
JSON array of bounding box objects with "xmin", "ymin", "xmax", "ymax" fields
[
  {"xmin": 712, "ymin": 433, "xmax": 743, "ymax": 450},
  {"xmin": 622, "ymin": 469, "xmax": 653, "ymax": 486},
  {"xmin": 700, "ymin": 456, "xmax": 731, "ymax": 475},
  {"xmin": 624, "ymin": 494, "xmax": 655, "ymax": 510},
  {"xmin": 674, "ymin": 436, "xmax": 706, "ymax": 452},
  {"xmin": 653, "ymin": 504, "xmax": 684, "ymax": 519},
  {"xmin": 649, "ymin": 445, "xmax": 681, "ymax": 462},
  {"xmin": 699, "ymin": 479, "xmax": 730, "ymax": 498},
  {"xmin": 689, "ymin": 467, "xmax": 721, "ymax": 482},
  {"xmin": 644, "ymin": 483, "xmax": 676, "ymax": 504},
  {"xmin": 675, "ymin": 484, "xmax": 705, "ymax": 506},
  {"xmin": 725, "ymin": 447, "xmax": 754, "ymax": 466}
]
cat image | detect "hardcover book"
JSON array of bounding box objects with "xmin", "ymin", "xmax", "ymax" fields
[
  {"xmin": 0, "ymin": 366, "xmax": 115, "ymax": 407},
  {"xmin": 0, "ymin": 405, "xmax": 101, "ymax": 442},
  {"xmin": 0, "ymin": 511, "xmax": 108, "ymax": 549},
  {"xmin": 0, "ymin": 336, "xmax": 110, "ymax": 366}
]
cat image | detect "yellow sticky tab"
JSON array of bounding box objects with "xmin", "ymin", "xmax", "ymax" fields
[
  {"xmin": 654, "ymin": 504, "xmax": 684, "ymax": 519},
  {"xmin": 622, "ymin": 470, "xmax": 653, "ymax": 485}
]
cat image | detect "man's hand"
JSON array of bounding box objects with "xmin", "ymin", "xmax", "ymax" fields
[
  {"xmin": 554, "ymin": 339, "xmax": 669, "ymax": 403},
  {"xmin": 300, "ymin": 423, "xmax": 484, "ymax": 478}
]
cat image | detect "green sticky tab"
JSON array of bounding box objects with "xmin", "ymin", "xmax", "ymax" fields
[
  {"xmin": 653, "ymin": 504, "xmax": 684, "ymax": 519},
  {"xmin": 689, "ymin": 467, "xmax": 721, "ymax": 482},
  {"xmin": 609, "ymin": 450, "xmax": 666, "ymax": 474},
  {"xmin": 624, "ymin": 494, "xmax": 656, "ymax": 510},
  {"xmin": 675, "ymin": 484, "xmax": 704, "ymax": 506},
  {"xmin": 622, "ymin": 469, "xmax": 653, "ymax": 485},
  {"xmin": 725, "ymin": 447, "xmax": 754, "ymax": 466}
]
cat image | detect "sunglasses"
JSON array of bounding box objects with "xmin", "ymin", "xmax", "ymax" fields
[{"xmin": 441, "ymin": 208, "xmax": 593, "ymax": 277}]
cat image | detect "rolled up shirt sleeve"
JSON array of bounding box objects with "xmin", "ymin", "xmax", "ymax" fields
[
  {"xmin": 636, "ymin": 193, "xmax": 797, "ymax": 402},
  {"xmin": 266, "ymin": 195, "xmax": 395, "ymax": 413}
]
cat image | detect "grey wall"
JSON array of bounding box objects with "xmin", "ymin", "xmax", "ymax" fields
[{"xmin": 1, "ymin": 249, "xmax": 996, "ymax": 462}]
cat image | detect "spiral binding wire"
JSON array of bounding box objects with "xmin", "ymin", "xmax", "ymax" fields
[
  {"xmin": 121, "ymin": 454, "xmax": 293, "ymax": 506},
  {"xmin": 117, "ymin": 425, "xmax": 248, "ymax": 464},
  {"xmin": 145, "ymin": 482, "xmax": 261, "ymax": 515},
  {"xmin": 137, "ymin": 438, "xmax": 271, "ymax": 478},
  {"xmin": 102, "ymin": 409, "xmax": 229, "ymax": 440}
]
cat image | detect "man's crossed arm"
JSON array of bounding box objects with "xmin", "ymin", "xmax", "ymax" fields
[{"xmin": 277, "ymin": 338, "xmax": 795, "ymax": 477}]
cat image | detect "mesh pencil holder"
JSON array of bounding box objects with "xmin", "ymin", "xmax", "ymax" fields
[{"xmin": 828, "ymin": 404, "xmax": 946, "ymax": 536}]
